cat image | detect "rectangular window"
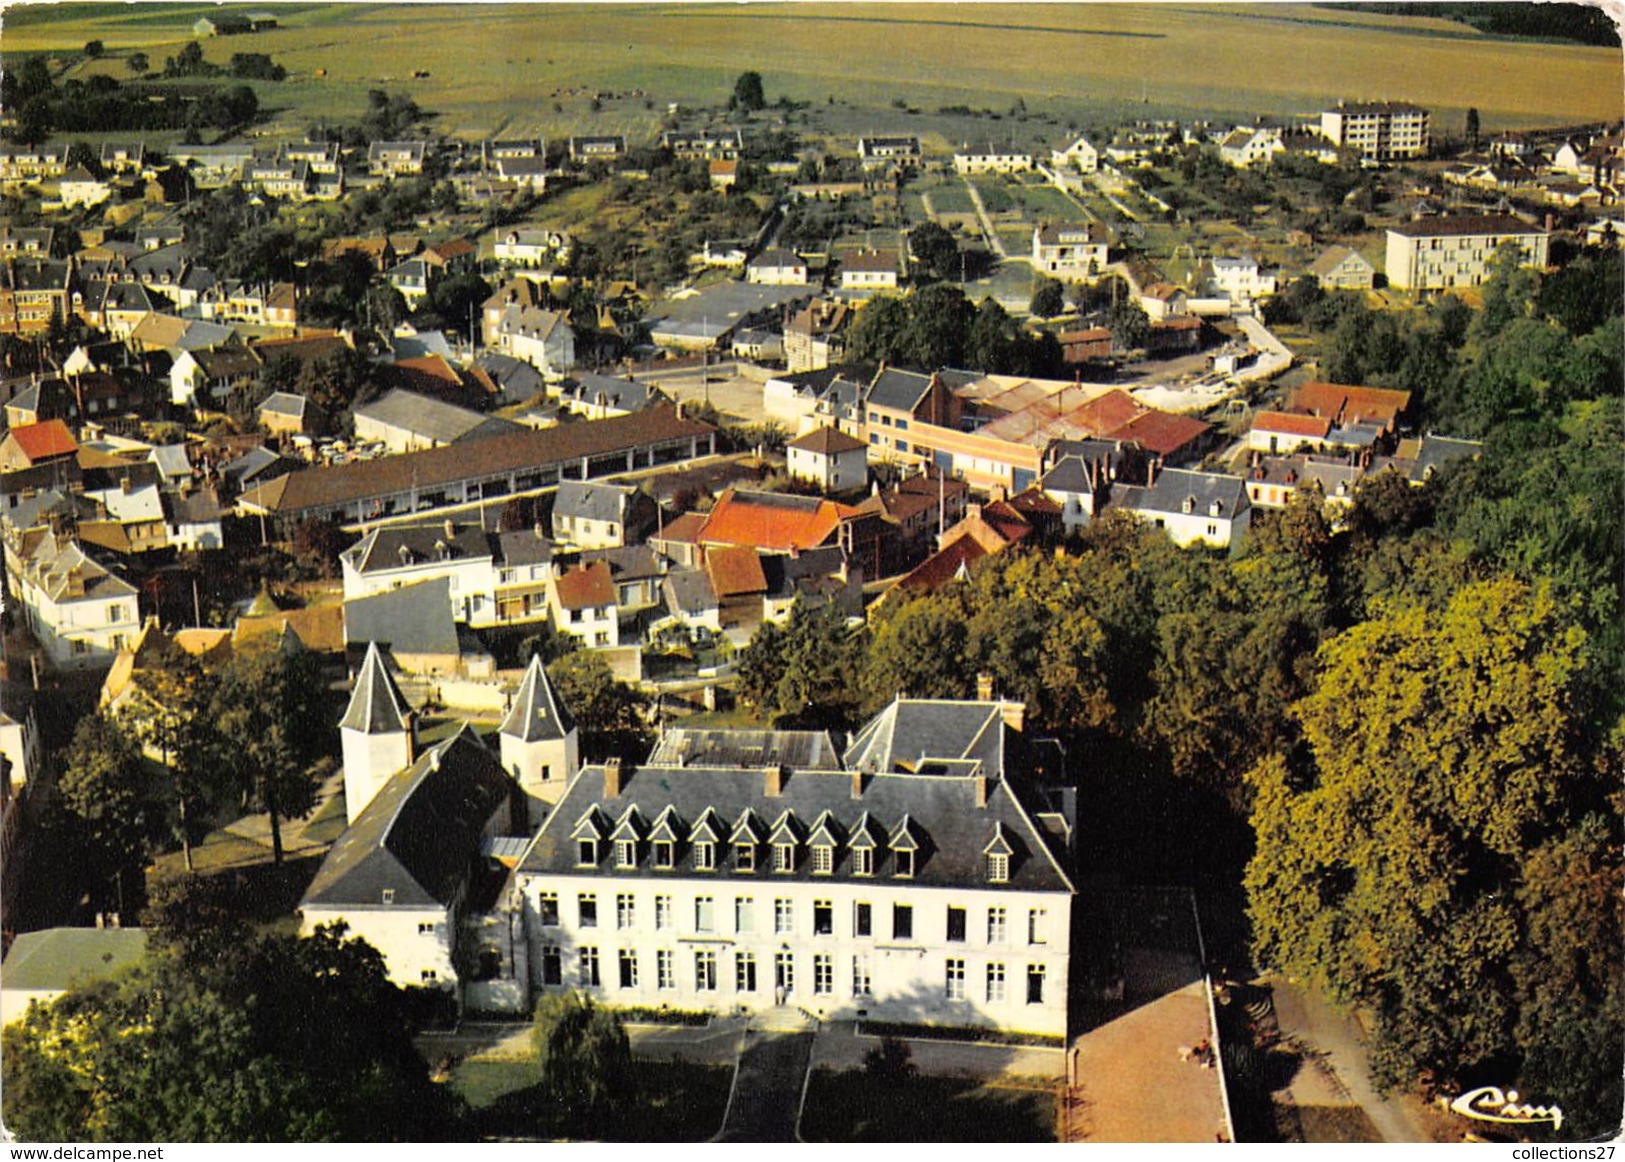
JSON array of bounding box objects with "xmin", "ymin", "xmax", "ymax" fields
[
  {"xmin": 542, "ymin": 945, "xmax": 562, "ymax": 986},
  {"xmin": 813, "ymin": 954, "xmax": 833, "ymax": 996},
  {"xmin": 945, "ymin": 958, "xmax": 966, "ymax": 1001},
  {"xmin": 694, "ymin": 842, "xmax": 716, "ymax": 871},
  {"xmin": 946, "ymin": 906, "xmax": 966, "ymax": 943},
  {"xmin": 616, "ymin": 839, "xmax": 636, "ymax": 868},
  {"xmin": 812, "ymin": 845, "xmax": 833, "ymax": 874},
  {"xmin": 653, "ymin": 840, "xmax": 674, "ymax": 869},
  {"xmin": 813, "ymin": 900, "xmax": 833, "ymax": 936},
  {"xmin": 657, "ymin": 950, "xmax": 674, "ymax": 990},
  {"xmin": 655, "ymin": 895, "xmax": 672, "ymax": 930},
  {"xmin": 735, "ymin": 897, "xmax": 755, "ymax": 934},
  {"xmin": 695, "ymin": 896, "xmax": 715, "ymax": 933},
  {"xmin": 616, "ymin": 894, "xmax": 635, "ymax": 930},
  {"xmin": 854, "ymin": 902, "xmax": 872, "ymax": 938},
  {"xmin": 852, "ymin": 955, "xmax": 872, "ymax": 997},
  {"xmin": 577, "ymin": 839, "xmax": 597, "ymax": 865},
  {"xmin": 987, "ymin": 907, "xmax": 1006, "ymax": 944},
  {"xmin": 987, "ymin": 962, "xmax": 1006, "ymax": 1003},
  {"xmin": 894, "ymin": 849, "xmax": 915, "ymax": 878},
  {"xmin": 579, "ymin": 894, "xmax": 597, "ymax": 928},
  {"xmin": 1028, "ymin": 908, "xmax": 1046, "ymax": 946},
  {"xmin": 893, "ymin": 904, "xmax": 913, "ymax": 941},
  {"xmin": 736, "ymin": 952, "xmax": 757, "ymax": 992},
  {"xmin": 418, "ymin": 922, "xmax": 436, "ymax": 935},
  {"xmin": 987, "ymin": 853, "xmax": 1009, "ymax": 883},
  {"xmin": 618, "ymin": 949, "xmax": 638, "ymax": 989},
  {"xmin": 853, "ymin": 847, "xmax": 874, "ymax": 876},
  {"xmin": 735, "ymin": 843, "xmax": 755, "ymax": 872},
  {"xmin": 579, "ymin": 947, "xmax": 600, "ymax": 987},
  {"xmin": 775, "ymin": 899, "xmax": 793, "ymax": 935},
  {"xmin": 773, "ymin": 844, "xmax": 795, "ymax": 872},
  {"xmin": 695, "ymin": 950, "xmax": 717, "ymax": 992},
  {"xmin": 1027, "ymin": 963, "xmax": 1046, "ymax": 1005},
  {"xmin": 421, "ymin": 969, "xmax": 437, "ymax": 983}
]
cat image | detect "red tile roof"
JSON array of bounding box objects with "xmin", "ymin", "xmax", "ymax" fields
[
  {"xmin": 554, "ymin": 561, "xmax": 614, "ymax": 609},
  {"xmin": 894, "ymin": 534, "xmax": 991, "ymax": 595},
  {"xmin": 6, "ymin": 419, "xmax": 78, "ymax": 463},
  {"xmin": 1290, "ymin": 382, "xmax": 1412, "ymax": 426},
  {"xmin": 1253, "ymin": 410, "xmax": 1333, "ymax": 439},
  {"xmin": 704, "ymin": 545, "xmax": 768, "ymax": 598},
  {"xmin": 1108, "ymin": 409, "xmax": 1211, "ymax": 457},
  {"xmin": 787, "ymin": 425, "xmax": 867, "ymax": 456},
  {"xmin": 654, "ymin": 511, "xmax": 706, "ymax": 545},
  {"xmin": 1069, "ymin": 389, "xmax": 1144, "ymax": 435},
  {"xmin": 697, "ymin": 489, "xmax": 856, "ymax": 552}
]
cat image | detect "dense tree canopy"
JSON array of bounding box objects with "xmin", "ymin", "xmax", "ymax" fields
[{"xmin": 530, "ymin": 993, "xmax": 637, "ymax": 1135}]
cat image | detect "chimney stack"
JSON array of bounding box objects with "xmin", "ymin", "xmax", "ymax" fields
[
  {"xmin": 764, "ymin": 764, "xmax": 785, "ymax": 797},
  {"xmin": 850, "ymin": 769, "xmax": 864, "ymax": 800},
  {"xmin": 975, "ymin": 774, "xmax": 989, "ymax": 808},
  {"xmin": 444, "ymin": 519, "xmax": 456, "ymax": 541},
  {"xmin": 976, "ymin": 672, "xmax": 994, "ymax": 702},
  {"xmin": 999, "ymin": 700, "xmax": 1026, "ymax": 733},
  {"xmin": 604, "ymin": 757, "xmax": 624, "ymax": 798}
]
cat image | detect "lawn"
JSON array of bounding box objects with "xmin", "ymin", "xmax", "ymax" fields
[
  {"xmin": 6, "ymin": 3, "xmax": 1615, "ymax": 141},
  {"xmin": 452, "ymin": 1056, "xmax": 733, "ymax": 1142},
  {"xmin": 800, "ymin": 1067, "xmax": 1056, "ymax": 1143}
]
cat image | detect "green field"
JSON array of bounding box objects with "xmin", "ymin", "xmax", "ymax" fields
[{"xmin": 4, "ymin": 3, "xmax": 1619, "ymax": 147}]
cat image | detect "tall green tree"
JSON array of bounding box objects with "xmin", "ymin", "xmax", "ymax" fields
[
  {"xmin": 116, "ymin": 647, "xmax": 216, "ymax": 873},
  {"xmin": 1245, "ymin": 578, "xmax": 1602, "ymax": 1094},
  {"xmin": 547, "ymin": 651, "xmax": 650, "ymax": 761},
  {"xmin": 55, "ymin": 712, "xmax": 154, "ymax": 908},
  {"xmin": 530, "ymin": 993, "xmax": 636, "ymax": 1135},
  {"xmin": 731, "ymin": 70, "xmax": 765, "ymax": 112},
  {"xmin": 908, "ymin": 221, "xmax": 961, "ymax": 283}
]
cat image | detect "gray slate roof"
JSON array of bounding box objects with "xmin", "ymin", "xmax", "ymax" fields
[
  {"xmin": 355, "ymin": 388, "xmax": 518, "ymax": 446},
  {"xmin": 339, "ymin": 641, "xmax": 411, "ymax": 734},
  {"xmin": 344, "ymin": 579, "xmax": 461, "ymax": 658},
  {"xmin": 342, "ymin": 521, "xmax": 494, "ymax": 575},
  {"xmin": 499, "ymin": 654, "xmax": 576, "ymax": 743},
  {"xmin": 648, "ymin": 727, "xmax": 845, "ymax": 770},
  {"xmin": 845, "ymin": 698, "xmax": 1011, "ymax": 780},
  {"xmin": 302, "ymin": 728, "xmax": 517, "ymax": 909},
  {"xmin": 1105, "ymin": 467, "xmax": 1250, "ymax": 520},
  {"xmin": 866, "ymin": 368, "xmax": 935, "ymax": 413},
  {"xmin": 517, "ymin": 760, "xmax": 1072, "ymax": 894},
  {"xmin": 554, "ymin": 478, "xmax": 635, "ymax": 525},
  {"xmin": 663, "ymin": 568, "xmax": 717, "ymax": 616}
]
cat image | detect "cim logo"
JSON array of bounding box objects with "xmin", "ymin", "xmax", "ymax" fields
[{"xmin": 1448, "ymin": 1086, "xmax": 1564, "ymax": 1133}]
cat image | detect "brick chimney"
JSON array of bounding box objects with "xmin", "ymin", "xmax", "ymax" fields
[
  {"xmin": 604, "ymin": 757, "xmax": 623, "ymax": 798},
  {"xmin": 764, "ymin": 763, "xmax": 785, "ymax": 797},
  {"xmin": 850, "ymin": 769, "xmax": 865, "ymax": 800},
  {"xmin": 976, "ymin": 672, "xmax": 994, "ymax": 702},
  {"xmin": 975, "ymin": 774, "xmax": 989, "ymax": 808},
  {"xmin": 999, "ymin": 700, "xmax": 1026, "ymax": 733}
]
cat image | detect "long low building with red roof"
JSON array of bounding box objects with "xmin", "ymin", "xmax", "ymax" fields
[{"xmin": 237, "ymin": 404, "xmax": 715, "ymax": 526}]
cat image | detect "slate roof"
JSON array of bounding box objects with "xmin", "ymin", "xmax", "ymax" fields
[
  {"xmin": 239, "ymin": 405, "xmax": 713, "ymax": 516},
  {"xmin": 1106, "ymin": 467, "xmax": 1250, "ymax": 520},
  {"xmin": 495, "ymin": 525, "xmax": 555, "ymax": 568},
  {"xmin": 663, "ymin": 568, "xmax": 717, "ymax": 616},
  {"xmin": 554, "ymin": 479, "xmax": 635, "ymax": 525},
  {"xmin": 354, "ymin": 388, "xmax": 517, "ymax": 446},
  {"xmin": 500, "ymin": 654, "xmax": 576, "ymax": 743},
  {"xmin": 1034, "ymin": 221, "xmax": 1107, "ymax": 246},
  {"xmin": 1387, "ymin": 214, "xmax": 1545, "ymax": 238},
  {"xmin": 342, "ymin": 521, "xmax": 493, "ymax": 576},
  {"xmin": 867, "ymin": 367, "xmax": 937, "ymax": 413},
  {"xmin": 564, "ymin": 372, "xmax": 661, "ymax": 413},
  {"xmin": 846, "ymin": 698, "xmax": 1012, "ymax": 780},
  {"xmin": 219, "ymin": 445, "xmax": 295, "ymax": 489},
  {"xmin": 302, "ymin": 728, "xmax": 517, "ymax": 910},
  {"xmin": 339, "ymin": 641, "xmax": 412, "ymax": 733},
  {"xmin": 648, "ymin": 727, "xmax": 845, "ymax": 770},
  {"xmin": 344, "ymin": 579, "xmax": 460, "ymax": 658},
  {"xmin": 0, "ymin": 927, "xmax": 148, "ymax": 991},
  {"xmin": 1040, "ymin": 455, "xmax": 1101, "ymax": 495},
  {"xmin": 787, "ymin": 425, "xmax": 867, "ymax": 456},
  {"xmin": 518, "ymin": 758, "xmax": 1071, "ymax": 893}
]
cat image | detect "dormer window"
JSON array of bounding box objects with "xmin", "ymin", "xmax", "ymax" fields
[
  {"xmin": 616, "ymin": 839, "xmax": 637, "ymax": 869},
  {"xmin": 694, "ymin": 841, "xmax": 716, "ymax": 871},
  {"xmin": 853, "ymin": 847, "xmax": 874, "ymax": 877},
  {"xmin": 812, "ymin": 845, "xmax": 834, "ymax": 875},
  {"xmin": 774, "ymin": 843, "xmax": 795, "ymax": 872},
  {"xmin": 735, "ymin": 843, "xmax": 756, "ymax": 872},
  {"xmin": 894, "ymin": 849, "xmax": 915, "ymax": 878},
  {"xmin": 653, "ymin": 840, "xmax": 674, "ymax": 869},
  {"xmin": 577, "ymin": 839, "xmax": 598, "ymax": 866},
  {"xmin": 987, "ymin": 852, "xmax": 1009, "ymax": 883}
]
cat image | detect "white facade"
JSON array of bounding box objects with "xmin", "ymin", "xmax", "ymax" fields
[
  {"xmin": 1050, "ymin": 135, "xmax": 1099, "ymax": 173},
  {"xmin": 301, "ymin": 902, "xmax": 455, "ymax": 989},
  {"xmin": 1385, "ymin": 218, "xmax": 1550, "ymax": 291},
  {"xmin": 1320, "ymin": 103, "xmax": 1429, "ymax": 161},
  {"xmin": 1032, "ymin": 224, "xmax": 1109, "ymax": 278},
  {"xmin": 953, "ymin": 148, "xmax": 1034, "ymax": 175},
  {"xmin": 786, "ymin": 440, "xmax": 868, "ymax": 493},
  {"xmin": 519, "ymin": 871, "xmax": 1069, "ymax": 1035},
  {"xmin": 1207, "ymin": 256, "xmax": 1278, "ymax": 304},
  {"xmin": 6, "ymin": 536, "xmax": 140, "ymax": 668}
]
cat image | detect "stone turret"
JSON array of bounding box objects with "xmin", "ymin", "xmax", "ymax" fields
[
  {"xmin": 339, "ymin": 642, "xmax": 414, "ymax": 823},
  {"xmin": 499, "ymin": 654, "xmax": 579, "ymax": 827}
]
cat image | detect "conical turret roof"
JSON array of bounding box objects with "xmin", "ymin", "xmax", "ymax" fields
[
  {"xmin": 499, "ymin": 654, "xmax": 576, "ymax": 743},
  {"xmin": 339, "ymin": 642, "xmax": 411, "ymax": 734}
]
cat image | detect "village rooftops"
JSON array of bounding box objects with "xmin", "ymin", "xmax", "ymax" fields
[
  {"xmin": 786, "ymin": 426, "xmax": 868, "ymax": 456},
  {"xmin": 354, "ymin": 389, "xmax": 519, "ymax": 446},
  {"xmin": 1105, "ymin": 466, "xmax": 1250, "ymax": 521},
  {"xmin": 866, "ymin": 367, "xmax": 937, "ymax": 413},
  {"xmin": 553, "ymin": 561, "xmax": 615, "ymax": 610},
  {"xmin": 649, "ymin": 726, "xmax": 845, "ymax": 770},
  {"xmin": 696, "ymin": 488, "xmax": 857, "ymax": 553}
]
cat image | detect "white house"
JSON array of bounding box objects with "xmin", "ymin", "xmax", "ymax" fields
[
  {"xmin": 494, "ymin": 306, "xmax": 576, "ymax": 380},
  {"xmin": 340, "ymin": 521, "xmax": 558, "ymax": 630},
  {"xmin": 1, "ymin": 929, "xmax": 149, "ymax": 1027},
  {"xmin": 494, "ymin": 229, "xmax": 569, "ymax": 268},
  {"xmin": 953, "ymin": 145, "xmax": 1034, "ymax": 175},
  {"xmin": 511, "ymin": 701, "xmax": 1076, "ymax": 1035},
  {"xmin": 1217, "ymin": 127, "xmax": 1284, "ymax": 169},
  {"xmin": 552, "ymin": 480, "xmax": 648, "ymax": 550},
  {"xmin": 6, "ymin": 532, "xmax": 140, "ymax": 668},
  {"xmin": 1050, "ymin": 134, "xmax": 1100, "ymax": 173},
  {"xmin": 549, "ymin": 561, "xmax": 619, "ymax": 648},
  {"xmin": 1307, "ymin": 245, "xmax": 1376, "ymax": 290},
  {"xmin": 786, "ymin": 425, "xmax": 869, "ymax": 493},
  {"xmin": 1103, "ymin": 465, "xmax": 1251, "ymax": 550},
  {"xmin": 301, "ymin": 725, "xmax": 523, "ymax": 993},
  {"xmin": 746, "ymin": 249, "xmax": 810, "ymax": 286},
  {"xmin": 1032, "ymin": 222, "xmax": 1109, "ymax": 278},
  {"xmin": 1206, "ymin": 255, "xmax": 1277, "ymax": 305},
  {"xmin": 840, "ymin": 250, "xmax": 901, "ymax": 291}
]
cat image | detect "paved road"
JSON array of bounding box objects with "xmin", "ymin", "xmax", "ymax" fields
[
  {"xmin": 715, "ymin": 1030, "xmax": 815, "ymax": 1142},
  {"xmin": 1269, "ymin": 975, "xmax": 1433, "ymax": 1143}
]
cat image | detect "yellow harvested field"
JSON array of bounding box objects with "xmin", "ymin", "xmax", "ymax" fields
[{"xmin": 4, "ymin": 3, "xmax": 1620, "ymax": 135}]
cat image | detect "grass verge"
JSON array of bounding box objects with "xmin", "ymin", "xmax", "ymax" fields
[{"xmin": 800, "ymin": 1066, "xmax": 1056, "ymax": 1142}]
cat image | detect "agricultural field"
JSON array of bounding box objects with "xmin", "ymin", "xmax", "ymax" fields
[{"xmin": 4, "ymin": 2, "xmax": 1619, "ymax": 150}]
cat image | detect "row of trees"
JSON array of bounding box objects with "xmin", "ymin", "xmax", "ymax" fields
[{"xmin": 845, "ymin": 284, "xmax": 1064, "ymax": 377}]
